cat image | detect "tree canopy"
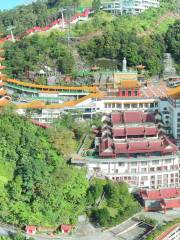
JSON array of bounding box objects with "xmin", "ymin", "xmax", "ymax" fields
[{"xmin": 0, "ymin": 112, "xmax": 88, "ymax": 226}]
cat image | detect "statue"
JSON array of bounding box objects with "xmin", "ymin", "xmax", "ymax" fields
[{"xmin": 122, "ymin": 57, "xmax": 127, "ymax": 72}]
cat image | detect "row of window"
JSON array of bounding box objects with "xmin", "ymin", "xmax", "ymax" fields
[
  {"xmin": 118, "ymin": 159, "xmax": 174, "ymax": 167},
  {"xmin": 114, "ymin": 165, "xmax": 178, "ymax": 174},
  {"xmin": 104, "ymin": 102, "xmax": 158, "ymax": 109}
]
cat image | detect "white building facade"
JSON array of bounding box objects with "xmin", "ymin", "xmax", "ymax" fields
[{"xmin": 102, "ymin": 0, "xmax": 160, "ymax": 15}]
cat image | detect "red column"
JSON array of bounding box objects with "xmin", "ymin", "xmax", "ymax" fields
[
  {"xmin": 138, "ymin": 88, "xmax": 141, "ymax": 96},
  {"xmin": 118, "ymin": 89, "xmax": 122, "ymax": 96},
  {"xmin": 131, "ymin": 89, "xmax": 134, "ymax": 97}
]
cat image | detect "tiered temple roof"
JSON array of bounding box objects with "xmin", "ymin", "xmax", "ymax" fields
[{"xmin": 99, "ymin": 111, "xmax": 178, "ymax": 157}]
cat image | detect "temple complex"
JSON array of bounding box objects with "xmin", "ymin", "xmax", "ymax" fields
[{"xmin": 0, "ymin": 50, "xmax": 11, "ymax": 107}]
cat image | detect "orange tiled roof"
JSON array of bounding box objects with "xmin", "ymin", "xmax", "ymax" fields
[
  {"xmin": 167, "ymin": 86, "xmax": 180, "ymax": 99},
  {"xmin": 16, "ymin": 92, "xmax": 104, "ymax": 109},
  {"xmin": 118, "ymin": 80, "xmax": 140, "ymax": 89},
  {"xmin": 0, "ymin": 89, "xmax": 7, "ymax": 95},
  {"xmin": 0, "ymin": 97, "xmax": 10, "ymax": 106}
]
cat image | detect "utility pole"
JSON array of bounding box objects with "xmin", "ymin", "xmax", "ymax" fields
[
  {"xmin": 7, "ymin": 26, "xmax": 15, "ymax": 42},
  {"xmin": 59, "ymin": 8, "xmax": 66, "ymax": 28}
]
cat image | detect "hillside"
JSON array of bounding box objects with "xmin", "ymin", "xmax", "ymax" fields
[
  {"xmin": 0, "ymin": 111, "xmax": 89, "ymax": 226},
  {"xmin": 1, "ymin": 0, "xmax": 180, "ymax": 79}
]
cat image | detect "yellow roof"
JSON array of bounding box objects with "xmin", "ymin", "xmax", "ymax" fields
[
  {"xmin": 16, "ymin": 92, "xmax": 104, "ymax": 109},
  {"xmin": 118, "ymin": 80, "xmax": 140, "ymax": 89},
  {"xmin": 167, "ymin": 86, "xmax": 180, "ymax": 99},
  {"xmin": 3, "ymin": 78, "xmax": 98, "ymax": 92},
  {"xmin": 0, "ymin": 97, "xmax": 10, "ymax": 106}
]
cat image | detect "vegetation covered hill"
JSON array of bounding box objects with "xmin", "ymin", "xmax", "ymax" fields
[
  {"xmin": 0, "ymin": 111, "xmax": 88, "ymax": 226},
  {"xmin": 1, "ymin": 0, "xmax": 179, "ymax": 78},
  {"xmin": 0, "ymin": 0, "xmax": 92, "ymax": 36}
]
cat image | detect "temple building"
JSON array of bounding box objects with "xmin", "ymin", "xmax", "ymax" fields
[
  {"xmin": 72, "ymin": 110, "xmax": 179, "ymax": 189},
  {"xmin": 0, "ymin": 52, "xmax": 11, "ymax": 107},
  {"xmin": 138, "ymin": 188, "xmax": 180, "ymax": 213}
]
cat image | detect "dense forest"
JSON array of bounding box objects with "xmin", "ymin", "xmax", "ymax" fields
[
  {"xmin": 0, "ymin": 109, "xmax": 140, "ymax": 227},
  {"xmin": 0, "ymin": 111, "xmax": 88, "ymax": 226},
  {"xmin": 4, "ymin": 32, "xmax": 75, "ymax": 78}
]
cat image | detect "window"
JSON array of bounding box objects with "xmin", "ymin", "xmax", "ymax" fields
[
  {"xmin": 112, "ymin": 103, "xmax": 115, "ymax": 108},
  {"xmin": 118, "ymin": 163, "xmax": 125, "ymax": 166},
  {"xmin": 124, "ymin": 104, "xmax": 130, "ymax": 109},
  {"xmin": 165, "ymin": 159, "xmax": 171, "ymax": 164},
  {"xmin": 132, "ymin": 104, "xmax": 137, "ymax": 108},
  {"xmin": 134, "ymin": 91, "xmax": 138, "ymax": 96},
  {"xmin": 152, "ymin": 160, "xmax": 159, "ymax": 165},
  {"xmin": 122, "ymin": 91, "xmax": 126, "ymax": 96},
  {"xmin": 115, "ymin": 169, "xmax": 118, "ymax": 173},
  {"xmin": 157, "ymin": 167, "xmax": 162, "ymax": 171},
  {"xmin": 141, "ymin": 176, "xmax": 148, "ymax": 181},
  {"xmin": 128, "ymin": 91, "xmax": 131, "ymax": 96},
  {"xmin": 141, "ymin": 161, "xmax": 147, "ymax": 166},
  {"xmin": 141, "ymin": 168, "xmax": 147, "ymax": 173},
  {"xmin": 131, "ymin": 168, "xmax": 137, "ymax": 173},
  {"xmin": 131, "ymin": 162, "xmax": 137, "ymax": 166},
  {"xmin": 150, "ymin": 167, "xmax": 155, "ymax": 172},
  {"xmin": 150, "ymin": 103, "xmax": 154, "ymax": 108},
  {"xmin": 163, "ymin": 174, "xmax": 168, "ymax": 178}
]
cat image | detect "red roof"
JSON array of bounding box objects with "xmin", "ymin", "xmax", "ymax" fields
[
  {"xmin": 124, "ymin": 111, "xmax": 142, "ymax": 123},
  {"xmin": 126, "ymin": 126, "xmax": 145, "ymax": 136},
  {"xmin": 25, "ymin": 226, "xmax": 37, "ymax": 234},
  {"xmin": 161, "ymin": 198, "xmax": 180, "ymax": 209},
  {"xmin": 111, "ymin": 112, "xmax": 123, "ymax": 124},
  {"xmin": 145, "ymin": 127, "xmax": 157, "ymax": 136},
  {"xmin": 140, "ymin": 188, "xmax": 180, "ymax": 200},
  {"xmin": 114, "ymin": 142, "xmax": 128, "ymax": 154},
  {"xmin": 111, "ymin": 111, "xmax": 155, "ymax": 125},
  {"xmin": 61, "ymin": 224, "xmax": 72, "ymax": 233},
  {"xmin": 31, "ymin": 119, "xmax": 50, "ymax": 129},
  {"xmin": 128, "ymin": 140, "xmax": 149, "ymax": 151},
  {"xmin": 113, "ymin": 128, "xmax": 125, "ymax": 137}
]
